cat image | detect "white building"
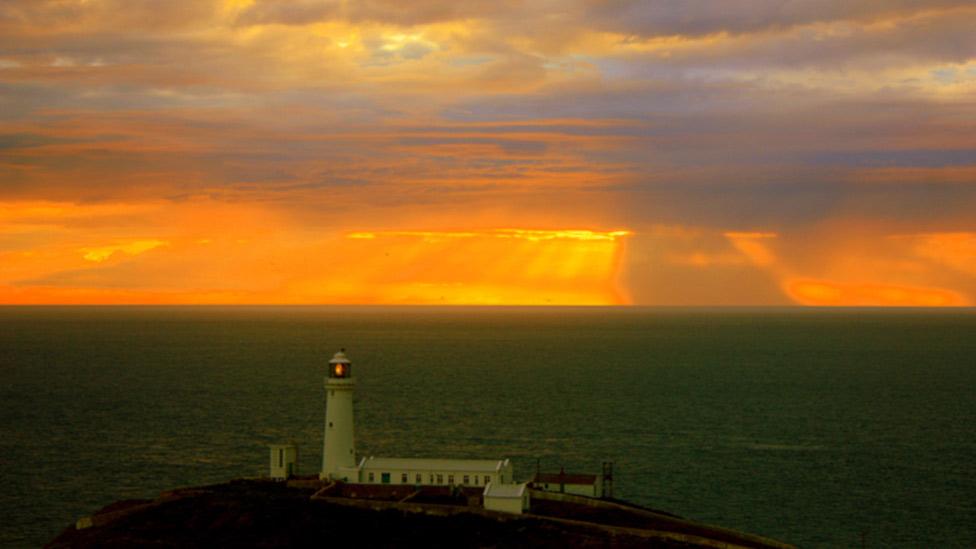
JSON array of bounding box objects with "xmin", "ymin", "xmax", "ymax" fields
[
  {"xmin": 483, "ymin": 482, "xmax": 529, "ymax": 514},
  {"xmin": 269, "ymin": 444, "xmax": 297, "ymax": 480},
  {"xmin": 357, "ymin": 457, "xmax": 513, "ymax": 487}
]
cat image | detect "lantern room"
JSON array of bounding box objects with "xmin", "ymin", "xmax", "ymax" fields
[{"xmin": 329, "ymin": 349, "xmax": 352, "ymax": 379}]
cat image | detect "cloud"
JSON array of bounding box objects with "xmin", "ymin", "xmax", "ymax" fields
[
  {"xmin": 621, "ymin": 226, "xmax": 789, "ymax": 306},
  {"xmin": 785, "ymin": 278, "xmax": 968, "ymax": 306},
  {"xmin": 80, "ymin": 239, "xmax": 167, "ymax": 262},
  {"xmin": 1, "ymin": 1, "xmax": 975, "ymax": 304},
  {"xmin": 10, "ymin": 214, "xmax": 631, "ymax": 304},
  {"xmin": 348, "ymin": 228, "xmax": 630, "ymax": 242},
  {"xmin": 0, "ymin": 0, "xmax": 218, "ymax": 32},
  {"xmin": 234, "ymin": 0, "xmax": 511, "ymax": 26},
  {"xmin": 904, "ymin": 232, "xmax": 976, "ymax": 276},
  {"xmin": 583, "ymin": 0, "xmax": 973, "ymax": 38},
  {"xmin": 724, "ymin": 232, "xmax": 777, "ymax": 267},
  {"xmin": 0, "ymin": 132, "xmax": 79, "ymax": 149}
]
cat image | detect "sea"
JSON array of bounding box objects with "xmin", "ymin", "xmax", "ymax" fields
[{"xmin": 1, "ymin": 306, "xmax": 974, "ymax": 548}]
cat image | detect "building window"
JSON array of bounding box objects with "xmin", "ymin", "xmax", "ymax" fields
[
  {"xmin": 447, "ymin": 475, "xmax": 454, "ymax": 485},
  {"xmin": 436, "ymin": 474, "xmax": 444, "ymax": 484},
  {"xmin": 416, "ymin": 473, "xmax": 422, "ymax": 484},
  {"xmin": 484, "ymin": 475, "xmax": 490, "ymax": 485},
  {"xmin": 463, "ymin": 475, "xmax": 469, "ymax": 485},
  {"xmin": 401, "ymin": 473, "xmax": 408, "ymax": 484},
  {"xmin": 381, "ymin": 472, "xmax": 391, "ymax": 484},
  {"xmin": 368, "ymin": 472, "xmax": 374, "ymax": 482},
  {"xmin": 430, "ymin": 474, "xmax": 435, "ymax": 484},
  {"xmin": 278, "ymin": 449, "xmax": 283, "ymax": 467},
  {"xmin": 501, "ymin": 475, "xmax": 505, "ymax": 483},
  {"xmin": 473, "ymin": 476, "xmax": 479, "ymax": 486}
]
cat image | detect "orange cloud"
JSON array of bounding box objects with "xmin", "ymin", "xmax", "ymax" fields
[
  {"xmin": 666, "ymin": 251, "xmax": 747, "ymax": 268},
  {"xmin": 907, "ymin": 232, "xmax": 976, "ymax": 276},
  {"xmin": 724, "ymin": 232, "xmax": 778, "ymax": 267},
  {"xmin": 80, "ymin": 239, "xmax": 168, "ymax": 262},
  {"xmin": 349, "ymin": 228, "xmax": 630, "ymax": 243},
  {"xmin": 785, "ymin": 278, "xmax": 969, "ymax": 306},
  {"xmin": 327, "ymin": 228, "xmax": 632, "ymax": 305},
  {"xmin": 0, "ymin": 196, "xmax": 632, "ymax": 305}
]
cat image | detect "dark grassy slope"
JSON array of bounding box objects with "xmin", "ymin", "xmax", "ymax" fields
[{"xmin": 48, "ymin": 480, "xmax": 789, "ymax": 548}]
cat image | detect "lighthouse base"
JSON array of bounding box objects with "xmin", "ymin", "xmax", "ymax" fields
[{"xmin": 320, "ymin": 464, "xmax": 362, "ymax": 483}]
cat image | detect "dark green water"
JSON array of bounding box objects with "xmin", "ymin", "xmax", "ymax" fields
[{"xmin": 1, "ymin": 306, "xmax": 974, "ymax": 547}]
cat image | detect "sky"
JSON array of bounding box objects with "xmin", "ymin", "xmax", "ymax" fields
[{"xmin": 1, "ymin": 0, "xmax": 974, "ymax": 306}]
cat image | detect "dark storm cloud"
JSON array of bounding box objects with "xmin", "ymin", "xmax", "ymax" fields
[
  {"xmin": 642, "ymin": 8, "xmax": 976, "ymax": 69},
  {"xmin": 616, "ymin": 177, "xmax": 976, "ymax": 231},
  {"xmin": 810, "ymin": 149, "xmax": 976, "ymax": 168},
  {"xmin": 583, "ymin": 0, "xmax": 973, "ymax": 37},
  {"xmin": 0, "ymin": 133, "xmax": 74, "ymax": 150}
]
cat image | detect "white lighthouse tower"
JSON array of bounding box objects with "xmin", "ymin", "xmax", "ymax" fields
[{"xmin": 321, "ymin": 349, "xmax": 357, "ymax": 481}]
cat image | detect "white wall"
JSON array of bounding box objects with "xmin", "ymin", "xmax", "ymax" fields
[
  {"xmin": 269, "ymin": 445, "xmax": 297, "ymax": 480},
  {"xmin": 484, "ymin": 495, "xmax": 525, "ymax": 514},
  {"xmin": 358, "ymin": 459, "xmax": 514, "ymax": 487},
  {"xmin": 361, "ymin": 466, "xmax": 501, "ymax": 487},
  {"xmin": 322, "ymin": 380, "xmax": 356, "ymax": 480}
]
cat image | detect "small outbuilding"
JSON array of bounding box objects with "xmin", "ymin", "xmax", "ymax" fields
[
  {"xmin": 483, "ymin": 482, "xmax": 529, "ymax": 514},
  {"xmin": 269, "ymin": 444, "xmax": 298, "ymax": 480}
]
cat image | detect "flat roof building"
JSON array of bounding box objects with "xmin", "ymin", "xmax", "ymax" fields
[{"xmin": 358, "ymin": 457, "xmax": 513, "ymax": 487}]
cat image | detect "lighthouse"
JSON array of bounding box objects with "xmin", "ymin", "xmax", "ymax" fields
[
  {"xmin": 308, "ymin": 348, "xmax": 526, "ymax": 512},
  {"xmin": 321, "ymin": 349, "xmax": 357, "ymax": 480}
]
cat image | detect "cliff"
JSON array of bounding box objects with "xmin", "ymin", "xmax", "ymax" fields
[{"xmin": 48, "ymin": 479, "xmax": 794, "ymax": 548}]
